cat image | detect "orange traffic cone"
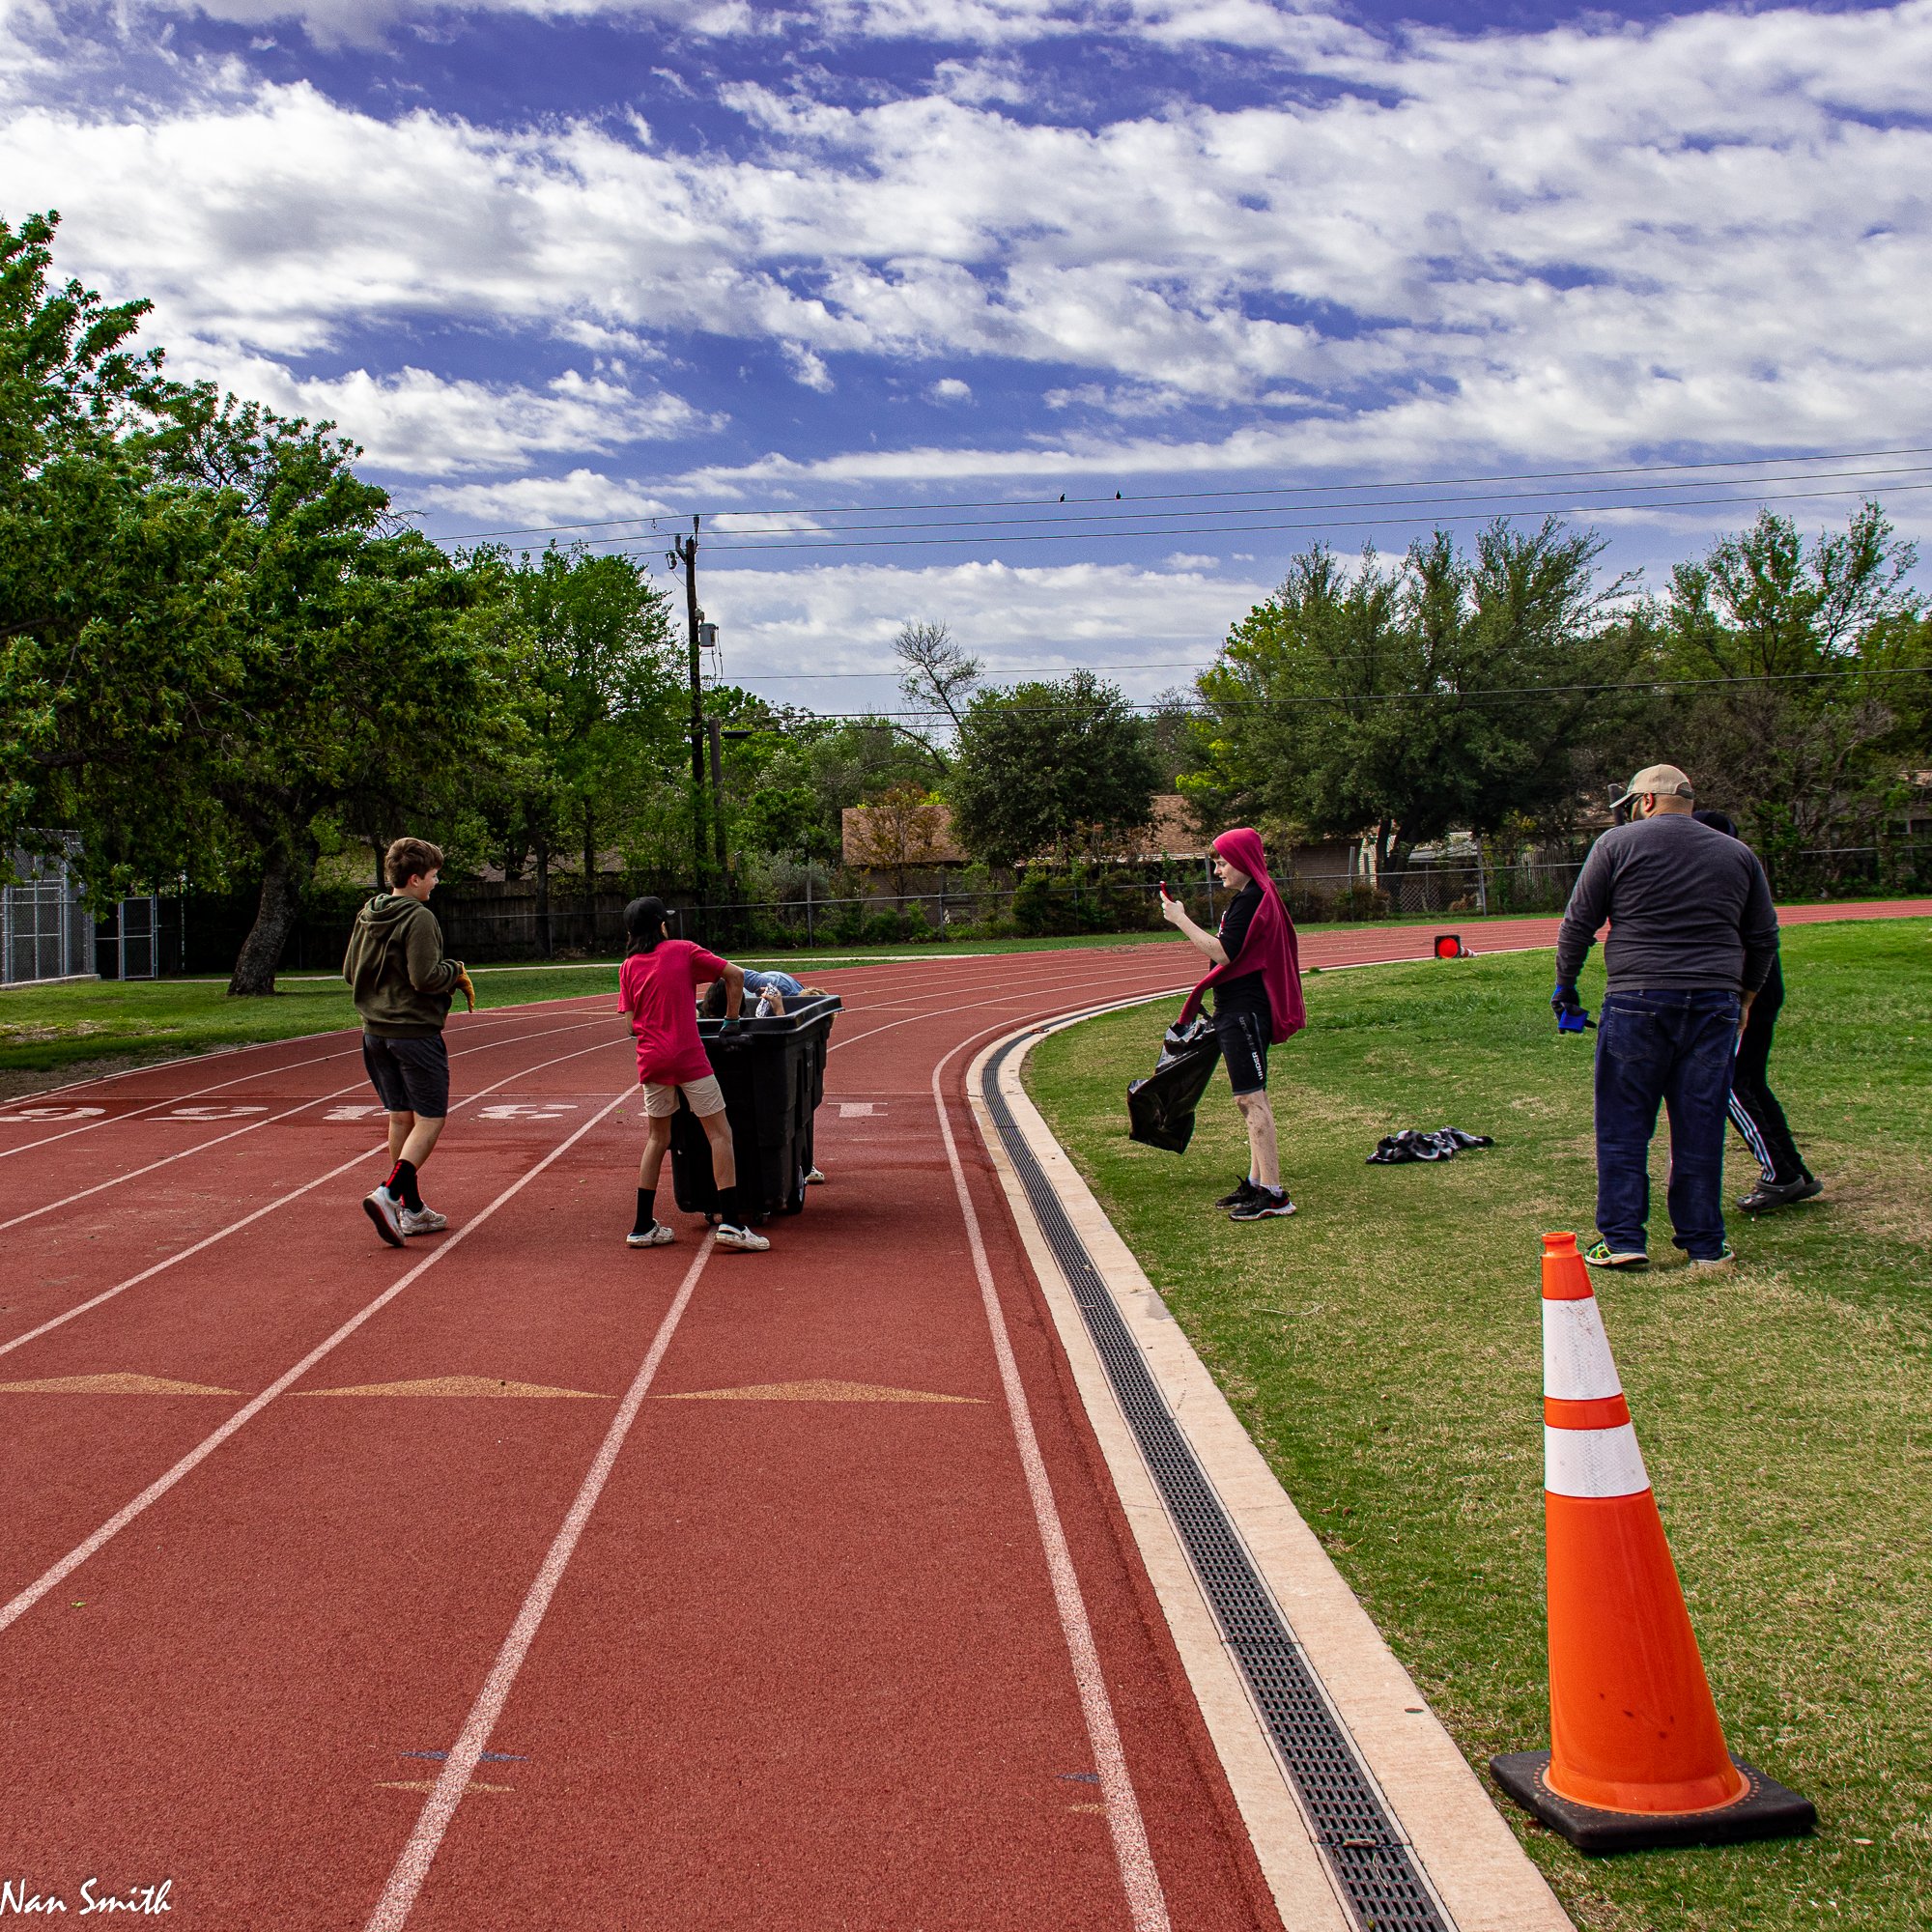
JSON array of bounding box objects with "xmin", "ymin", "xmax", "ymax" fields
[{"xmin": 1491, "ymin": 1233, "xmax": 1814, "ymax": 1853}]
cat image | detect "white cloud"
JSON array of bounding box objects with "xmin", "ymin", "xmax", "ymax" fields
[
  {"xmin": 162, "ymin": 352, "xmax": 713, "ymax": 475},
  {"xmin": 411, "ymin": 469, "xmax": 675, "ymax": 535},
  {"xmin": 8, "ymin": 0, "xmax": 1932, "ymax": 506},
  {"xmin": 927, "ymin": 376, "xmax": 973, "ymax": 402},
  {"xmin": 701, "ymin": 555, "xmax": 1270, "ymax": 699},
  {"xmin": 780, "ymin": 340, "xmax": 836, "ymax": 391}
]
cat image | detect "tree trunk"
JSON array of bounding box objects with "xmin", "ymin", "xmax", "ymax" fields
[
  {"xmin": 582, "ymin": 806, "xmax": 596, "ymax": 901},
  {"xmin": 534, "ymin": 833, "xmax": 553, "ymax": 959},
  {"xmin": 228, "ymin": 839, "xmax": 309, "ymax": 996}
]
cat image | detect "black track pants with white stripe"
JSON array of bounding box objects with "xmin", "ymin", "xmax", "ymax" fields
[{"xmin": 1730, "ymin": 958, "xmax": 1804, "ymax": 1184}]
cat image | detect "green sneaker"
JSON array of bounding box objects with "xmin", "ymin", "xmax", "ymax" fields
[
  {"xmin": 1689, "ymin": 1243, "xmax": 1736, "ymax": 1270},
  {"xmin": 1582, "ymin": 1240, "xmax": 1647, "ymax": 1270}
]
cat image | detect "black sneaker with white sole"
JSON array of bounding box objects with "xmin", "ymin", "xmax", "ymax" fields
[
  {"xmin": 1214, "ymin": 1178, "xmax": 1260, "ymax": 1208},
  {"xmin": 1230, "ymin": 1187, "xmax": 1295, "ymax": 1221}
]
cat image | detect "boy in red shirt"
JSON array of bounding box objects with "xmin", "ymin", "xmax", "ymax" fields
[{"xmin": 616, "ymin": 896, "xmax": 769, "ymax": 1254}]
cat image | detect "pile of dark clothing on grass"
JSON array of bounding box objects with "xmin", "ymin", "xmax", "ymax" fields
[{"xmin": 1366, "ymin": 1127, "xmax": 1494, "ymax": 1164}]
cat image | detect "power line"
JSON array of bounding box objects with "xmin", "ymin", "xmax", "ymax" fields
[
  {"xmin": 429, "ymin": 441, "xmax": 1932, "ymax": 544},
  {"xmin": 540, "ymin": 479, "xmax": 1932, "ymax": 561},
  {"xmin": 721, "ymin": 663, "xmax": 1932, "ymax": 723}
]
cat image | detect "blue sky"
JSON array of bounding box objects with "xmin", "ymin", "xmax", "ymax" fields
[{"xmin": 6, "ymin": 0, "xmax": 1929, "ymax": 716}]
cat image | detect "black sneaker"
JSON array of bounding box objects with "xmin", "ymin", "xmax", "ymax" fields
[
  {"xmin": 1737, "ymin": 1174, "xmax": 1822, "ymax": 1211},
  {"xmin": 1230, "ymin": 1187, "xmax": 1295, "ymax": 1221},
  {"xmin": 1215, "ymin": 1179, "xmax": 1260, "ymax": 1208}
]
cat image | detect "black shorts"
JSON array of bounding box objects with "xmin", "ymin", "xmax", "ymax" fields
[
  {"xmin": 1214, "ymin": 1007, "xmax": 1269, "ymax": 1096},
  {"xmin": 361, "ymin": 1033, "xmax": 450, "ymax": 1118}
]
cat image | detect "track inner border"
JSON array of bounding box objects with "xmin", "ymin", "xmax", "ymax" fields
[{"xmin": 981, "ymin": 1033, "xmax": 1451, "ymax": 1932}]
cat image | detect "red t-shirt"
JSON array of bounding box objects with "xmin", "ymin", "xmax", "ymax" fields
[{"xmin": 618, "ymin": 940, "xmax": 728, "ymax": 1086}]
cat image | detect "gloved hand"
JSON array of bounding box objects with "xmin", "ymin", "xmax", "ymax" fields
[
  {"xmin": 1551, "ymin": 982, "xmax": 1591, "ymax": 1033},
  {"xmin": 717, "ymin": 1012, "xmax": 743, "ymax": 1035},
  {"xmin": 456, "ymin": 969, "xmax": 476, "ymax": 1013}
]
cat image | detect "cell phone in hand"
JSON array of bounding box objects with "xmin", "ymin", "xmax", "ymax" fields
[{"xmin": 1159, "ymin": 880, "xmax": 1174, "ymax": 900}]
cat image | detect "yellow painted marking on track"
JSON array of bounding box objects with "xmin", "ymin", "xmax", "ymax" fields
[
  {"xmin": 659, "ymin": 1378, "xmax": 983, "ymax": 1404},
  {"xmin": 0, "ymin": 1372, "xmax": 239, "ymax": 1396},
  {"xmin": 300, "ymin": 1377, "xmax": 606, "ymax": 1399}
]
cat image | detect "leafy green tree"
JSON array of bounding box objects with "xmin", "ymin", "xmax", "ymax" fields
[
  {"xmin": 951, "ymin": 668, "xmax": 1160, "ymax": 868},
  {"xmin": 1188, "ymin": 522, "xmax": 1643, "ymax": 870},
  {"xmin": 1658, "ymin": 503, "xmax": 1926, "ymax": 869},
  {"xmin": 486, "ymin": 545, "xmax": 679, "ymax": 950}
]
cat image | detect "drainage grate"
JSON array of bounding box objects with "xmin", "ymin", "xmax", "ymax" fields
[{"xmin": 983, "ymin": 1037, "xmax": 1451, "ymax": 1932}]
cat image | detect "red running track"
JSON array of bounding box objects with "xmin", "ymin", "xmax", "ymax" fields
[{"xmin": 0, "ymin": 904, "xmax": 1922, "ymax": 1930}]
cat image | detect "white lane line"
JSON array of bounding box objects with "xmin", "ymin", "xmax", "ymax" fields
[
  {"xmin": 363, "ymin": 1236, "xmax": 715, "ymax": 1932},
  {"xmin": 0, "ymin": 1082, "xmax": 637, "ymax": 1640},
  {"xmin": 0, "ymin": 1033, "xmax": 629, "ymax": 1363},
  {"xmin": 0, "ymin": 1014, "xmax": 614, "ymax": 1233},
  {"xmin": 929, "ymin": 1032, "xmax": 1173, "ymax": 1932},
  {"xmin": 0, "ymin": 999, "xmax": 596, "ymax": 1120}
]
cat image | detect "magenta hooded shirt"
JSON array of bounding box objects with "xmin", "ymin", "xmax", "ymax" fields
[{"xmin": 1178, "ymin": 827, "xmax": 1307, "ymax": 1044}]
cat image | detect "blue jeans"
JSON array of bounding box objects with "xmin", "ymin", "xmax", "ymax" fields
[{"xmin": 1594, "ymin": 989, "xmax": 1740, "ymax": 1260}]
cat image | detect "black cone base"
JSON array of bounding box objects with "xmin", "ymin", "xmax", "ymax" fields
[{"xmin": 1490, "ymin": 1751, "xmax": 1815, "ymax": 1855}]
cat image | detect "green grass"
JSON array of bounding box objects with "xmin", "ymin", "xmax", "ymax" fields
[{"xmin": 1026, "ymin": 919, "xmax": 1931, "ymax": 1932}]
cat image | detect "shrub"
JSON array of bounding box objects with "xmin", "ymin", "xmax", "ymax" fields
[{"xmin": 1332, "ymin": 884, "xmax": 1392, "ymax": 923}]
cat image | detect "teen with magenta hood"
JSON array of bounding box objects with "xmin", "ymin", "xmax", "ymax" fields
[{"xmin": 1160, "ymin": 827, "xmax": 1306, "ymax": 1220}]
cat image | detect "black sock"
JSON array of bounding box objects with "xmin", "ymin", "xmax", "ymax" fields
[
  {"xmin": 385, "ymin": 1158, "xmax": 421, "ymax": 1210},
  {"xmin": 634, "ymin": 1187, "xmax": 655, "ymax": 1235},
  {"xmin": 718, "ymin": 1183, "xmax": 741, "ymax": 1226}
]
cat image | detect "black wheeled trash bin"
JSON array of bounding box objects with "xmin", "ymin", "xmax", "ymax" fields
[{"xmin": 668, "ymin": 993, "xmax": 840, "ymax": 1223}]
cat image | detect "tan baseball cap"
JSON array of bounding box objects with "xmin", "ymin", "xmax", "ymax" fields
[{"xmin": 1611, "ymin": 763, "xmax": 1694, "ymax": 808}]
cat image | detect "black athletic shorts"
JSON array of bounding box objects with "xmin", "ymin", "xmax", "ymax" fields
[
  {"xmin": 1214, "ymin": 1007, "xmax": 1269, "ymax": 1096},
  {"xmin": 361, "ymin": 1033, "xmax": 450, "ymax": 1119}
]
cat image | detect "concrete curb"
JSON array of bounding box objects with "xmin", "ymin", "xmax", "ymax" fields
[{"xmin": 968, "ymin": 1008, "xmax": 1574, "ymax": 1932}]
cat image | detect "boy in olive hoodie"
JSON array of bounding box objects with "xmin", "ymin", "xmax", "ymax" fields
[{"xmin": 343, "ymin": 837, "xmax": 474, "ymax": 1246}]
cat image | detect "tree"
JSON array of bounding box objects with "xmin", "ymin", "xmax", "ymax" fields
[
  {"xmin": 487, "ymin": 545, "xmax": 679, "ymax": 952},
  {"xmin": 951, "ymin": 668, "xmax": 1160, "ymax": 868},
  {"xmin": 849, "ymin": 781, "xmax": 949, "ymax": 896},
  {"xmin": 1187, "ymin": 523, "xmax": 1644, "ymax": 871},
  {"xmin": 1656, "ymin": 503, "xmax": 1926, "ymax": 870},
  {"xmin": 894, "ymin": 617, "xmax": 980, "ymax": 773}
]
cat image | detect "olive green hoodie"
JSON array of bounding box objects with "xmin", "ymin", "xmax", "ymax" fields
[{"xmin": 342, "ymin": 895, "xmax": 465, "ymax": 1037}]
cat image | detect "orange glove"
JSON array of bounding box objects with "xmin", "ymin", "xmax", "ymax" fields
[{"xmin": 456, "ymin": 969, "xmax": 476, "ymax": 1012}]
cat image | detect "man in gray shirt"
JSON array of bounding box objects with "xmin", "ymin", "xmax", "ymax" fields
[{"xmin": 1553, "ymin": 763, "xmax": 1779, "ymax": 1271}]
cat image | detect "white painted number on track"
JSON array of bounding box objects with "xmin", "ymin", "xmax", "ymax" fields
[
  {"xmin": 163, "ymin": 1105, "xmax": 271, "ymax": 1121},
  {"xmin": 1, "ymin": 1106, "xmax": 106, "ymax": 1121},
  {"xmin": 478, "ymin": 1103, "xmax": 579, "ymax": 1122},
  {"xmin": 325, "ymin": 1105, "xmax": 390, "ymax": 1121}
]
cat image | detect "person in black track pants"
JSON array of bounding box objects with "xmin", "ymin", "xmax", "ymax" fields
[{"xmin": 1694, "ymin": 810, "xmax": 1823, "ymax": 1212}]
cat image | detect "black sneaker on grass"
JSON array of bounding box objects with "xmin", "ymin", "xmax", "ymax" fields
[
  {"xmin": 1215, "ymin": 1178, "xmax": 1260, "ymax": 1208},
  {"xmin": 1737, "ymin": 1174, "xmax": 1823, "ymax": 1212},
  {"xmin": 1230, "ymin": 1187, "xmax": 1295, "ymax": 1221}
]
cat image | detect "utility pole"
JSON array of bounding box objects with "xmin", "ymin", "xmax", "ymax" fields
[
  {"xmin": 707, "ymin": 716, "xmax": 728, "ymax": 876},
  {"xmin": 672, "ymin": 517, "xmax": 705, "ymax": 894}
]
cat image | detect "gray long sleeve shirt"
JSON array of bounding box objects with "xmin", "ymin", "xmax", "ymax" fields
[{"xmin": 1554, "ymin": 813, "xmax": 1779, "ymax": 994}]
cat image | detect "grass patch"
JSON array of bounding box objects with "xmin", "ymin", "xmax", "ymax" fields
[{"xmin": 1026, "ymin": 919, "xmax": 1931, "ymax": 1932}]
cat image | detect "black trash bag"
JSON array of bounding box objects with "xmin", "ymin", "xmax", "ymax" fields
[{"xmin": 1127, "ymin": 1015, "xmax": 1221, "ymax": 1152}]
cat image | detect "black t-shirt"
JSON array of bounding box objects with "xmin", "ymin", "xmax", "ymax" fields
[{"xmin": 1213, "ymin": 883, "xmax": 1270, "ymax": 1019}]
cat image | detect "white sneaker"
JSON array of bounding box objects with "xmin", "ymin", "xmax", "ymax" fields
[
  {"xmin": 715, "ymin": 1222, "xmax": 770, "ymax": 1253},
  {"xmin": 398, "ymin": 1205, "xmax": 447, "ymax": 1236},
  {"xmin": 806, "ymin": 1167, "xmax": 826, "ymax": 1184},
  {"xmin": 626, "ymin": 1222, "xmax": 675, "ymax": 1248},
  {"xmin": 363, "ymin": 1187, "xmax": 404, "ymax": 1248}
]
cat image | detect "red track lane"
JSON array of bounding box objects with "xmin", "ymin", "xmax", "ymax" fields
[{"xmin": 1, "ymin": 906, "xmax": 1923, "ymax": 1930}]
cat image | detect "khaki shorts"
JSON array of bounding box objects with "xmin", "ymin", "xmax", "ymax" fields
[{"xmin": 641, "ymin": 1073, "xmax": 725, "ymax": 1119}]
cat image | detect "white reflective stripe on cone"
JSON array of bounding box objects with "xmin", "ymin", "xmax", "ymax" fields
[
  {"xmin": 1545, "ymin": 1423, "xmax": 1650, "ymax": 1499},
  {"xmin": 1543, "ymin": 1296, "xmax": 1623, "ymax": 1402}
]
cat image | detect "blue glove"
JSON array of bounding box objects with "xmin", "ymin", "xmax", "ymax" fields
[
  {"xmin": 718, "ymin": 1012, "xmax": 743, "ymax": 1034},
  {"xmin": 1552, "ymin": 982, "xmax": 1591, "ymax": 1032}
]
